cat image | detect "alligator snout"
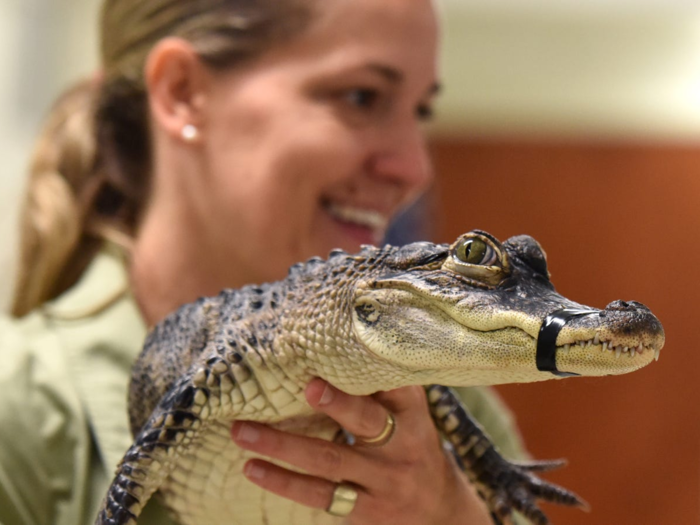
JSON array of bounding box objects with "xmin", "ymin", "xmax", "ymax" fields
[
  {"xmin": 603, "ymin": 300, "xmax": 651, "ymax": 313},
  {"xmin": 593, "ymin": 299, "xmax": 664, "ymax": 345}
]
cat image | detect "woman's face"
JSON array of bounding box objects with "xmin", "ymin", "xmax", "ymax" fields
[{"xmin": 192, "ymin": 0, "xmax": 439, "ymax": 286}]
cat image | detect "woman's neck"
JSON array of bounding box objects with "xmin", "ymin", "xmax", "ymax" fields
[{"xmin": 128, "ymin": 197, "xmax": 253, "ymax": 327}]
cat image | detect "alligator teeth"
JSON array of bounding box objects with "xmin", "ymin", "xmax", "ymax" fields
[
  {"xmin": 593, "ymin": 332, "xmax": 600, "ymax": 345},
  {"xmin": 578, "ymin": 340, "xmax": 585, "ymax": 348},
  {"xmin": 637, "ymin": 343, "xmax": 644, "ymax": 353},
  {"xmin": 630, "ymin": 348, "xmax": 636, "ymax": 358},
  {"xmin": 655, "ymin": 347, "xmax": 661, "ymax": 361},
  {"xmin": 615, "ymin": 347, "xmax": 622, "ymax": 359},
  {"xmin": 563, "ymin": 343, "xmax": 571, "ymax": 352},
  {"xmin": 586, "ymin": 340, "xmax": 592, "ymax": 348},
  {"xmin": 602, "ymin": 342, "xmax": 608, "ymax": 351},
  {"xmin": 623, "ymin": 346, "xmax": 629, "ymax": 353}
]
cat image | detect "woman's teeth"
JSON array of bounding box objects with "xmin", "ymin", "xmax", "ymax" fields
[{"xmin": 326, "ymin": 202, "xmax": 388, "ymax": 232}]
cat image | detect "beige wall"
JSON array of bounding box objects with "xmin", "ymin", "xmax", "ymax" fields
[{"xmin": 438, "ymin": 5, "xmax": 700, "ymax": 139}]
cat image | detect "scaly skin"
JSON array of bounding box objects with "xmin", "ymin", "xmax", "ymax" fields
[{"xmin": 96, "ymin": 230, "xmax": 665, "ymax": 525}]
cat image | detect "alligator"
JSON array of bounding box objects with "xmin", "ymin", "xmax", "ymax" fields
[{"xmin": 96, "ymin": 230, "xmax": 665, "ymax": 525}]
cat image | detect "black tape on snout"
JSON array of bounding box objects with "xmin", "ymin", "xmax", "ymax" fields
[{"xmin": 536, "ymin": 308, "xmax": 598, "ymax": 377}]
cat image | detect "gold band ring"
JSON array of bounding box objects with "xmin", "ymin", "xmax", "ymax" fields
[
  {"xmin": 326, "ymin": 482, "xmax": 358, "ymax": 517},
  {"xmin": 355, "ymin": 412, "xmax": 396, "ymax": 448}
]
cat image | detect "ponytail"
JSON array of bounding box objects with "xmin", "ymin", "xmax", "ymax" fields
[{"xmin": 11, "ymin": 79, "xmax": 106, "ymax": 317}]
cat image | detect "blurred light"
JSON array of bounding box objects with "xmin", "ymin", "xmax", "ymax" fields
[{"xmin": 434, "ymin": 2, "xmax": 700, "ymax": 140}]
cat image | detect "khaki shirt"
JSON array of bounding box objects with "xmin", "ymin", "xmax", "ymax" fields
[{"xmin": 0, "ymin": 249, "xmax": 526, "ymax": 525}]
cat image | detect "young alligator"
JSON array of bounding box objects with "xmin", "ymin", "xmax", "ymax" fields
[{"xmin": 96, "ymin": 230, "xmax": 665, "ymax": 525}]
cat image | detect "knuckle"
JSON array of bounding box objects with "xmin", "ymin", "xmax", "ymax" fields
[
  {"xmin": 317, "ymin": 442, "xmax": 344, "ymax": 475},
  {"xmin": 382, "ymin": 466, "xmax": 416, "ymax": 502},
  {"xmin": 360, "ymin": 497, "xmax": 397, "ymax": 525}
]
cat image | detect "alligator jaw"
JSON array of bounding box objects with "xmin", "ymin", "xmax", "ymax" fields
[
  {"xmin": 549, "ymin": 301, "xmax": 665, "ymax": 377},
  {"xmin": 555, "ymin": 338, "xmax": 659, "ymax": 376},
  {"xmin": 559, "ymin": 334, "xmax": 661, "ymax": 361}
]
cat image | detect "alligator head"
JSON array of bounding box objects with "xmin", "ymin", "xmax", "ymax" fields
[{"xmin": 352, "ymin": 230, "xmax": 665, "ymax": 387}]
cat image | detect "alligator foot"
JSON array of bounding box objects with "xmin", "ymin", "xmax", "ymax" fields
[{"xmin": 426, "ymin": 385, "xmax": 588, "ymax": 524}]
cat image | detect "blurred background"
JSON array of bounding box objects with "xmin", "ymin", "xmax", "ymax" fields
[{"xmin": 2, "ymin": 0, "xmax": 700, "ymax": 523}]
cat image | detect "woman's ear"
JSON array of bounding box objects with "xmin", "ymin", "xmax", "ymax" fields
[{"xmin": 145, "ymin": 38, "xmax": 209, "ymax": 144}]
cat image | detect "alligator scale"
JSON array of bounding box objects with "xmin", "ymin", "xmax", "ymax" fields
[{"xmin": 97, "ymin": 230, "xmax": 665, "ymax": 525}]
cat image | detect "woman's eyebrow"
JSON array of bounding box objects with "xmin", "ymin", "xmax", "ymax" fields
[
  {"xmin": 366, "ymin": 63, "xmax": 404, "ymax": 84},
  {"xmin": 365, "ymin": 62, "xmax": 441, "ymax": 95}
]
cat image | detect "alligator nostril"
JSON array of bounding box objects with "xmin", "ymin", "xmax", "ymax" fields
[
  {"xmin": 629, "ymin": 300, "xmax": 651, "ymax": 312},
  {"xmin": 605, "ymin": 300, "xmax": 637, "ymax": 312}
]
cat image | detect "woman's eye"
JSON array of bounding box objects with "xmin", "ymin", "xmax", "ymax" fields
[
  {"xmin": 344, "ymin": 88, "xmax": 380, "ymax": 110},
  {"xmin": 416, "ymin": 103, "xmax": 434, "ymax": 121}
]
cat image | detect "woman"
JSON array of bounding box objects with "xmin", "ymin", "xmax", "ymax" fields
[{"xmin": 2, "ymin": 0, "xmax": 525, "ymax": 523}]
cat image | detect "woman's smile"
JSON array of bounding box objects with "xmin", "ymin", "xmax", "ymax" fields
[{"xmin": 322, "ymin": 200, "xmax": 390, "ymax": 246}]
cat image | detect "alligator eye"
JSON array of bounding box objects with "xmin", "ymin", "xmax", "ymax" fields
[
  {"xmin": 455, "ymin": 238, "xmax": 497, "ymax": 266},
  {"xmin": 445, "ymin": 231, "xmax": 509, "ymax": 285}
]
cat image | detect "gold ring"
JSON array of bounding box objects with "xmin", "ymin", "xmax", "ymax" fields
[
  {"xmin": 326, "ymin": 482, "xmax": 358, "ymax": 517},
  {"xmin": 355, "ymin": 413, "xmax": 396, "ymax": 447}
]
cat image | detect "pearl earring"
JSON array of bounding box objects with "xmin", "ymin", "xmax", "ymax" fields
[{"xmin": 181, "ymin": 124, "xmax": 199, "ymax": 142}]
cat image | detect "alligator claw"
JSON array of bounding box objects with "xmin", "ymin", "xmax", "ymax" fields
[
  {"xmin": 426, "ymin": 385, "xmax": 588, "ymax": 524},
  {"xmin": 510, "ymin": 458, "xmax": 568, "ymax": 472},
  {"xmin": 475, "ymin": 457, "xmax": 588, "ymax": 524}
]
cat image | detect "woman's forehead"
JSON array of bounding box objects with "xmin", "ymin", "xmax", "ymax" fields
[
  {"xmin": 304, "ymin": 0, "xmax": 438, "ymax": 53},
  {"xmin": 258, "ymin": 0, "xmax": 439, "ymax": 84}
]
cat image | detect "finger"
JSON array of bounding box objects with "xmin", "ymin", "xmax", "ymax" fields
[
  {"xmin": 374, "ymin": 386, "xmax": 446, "ymax": 458},
  {"xmin": 231, "ymin": 421, "xmax": 382, "ymax": 484},
  {"xmin": 374, "ymin": 385, "xmax": 429, "ymax": 423},
  {"xmin": 242, "ymin": 458, "xmax": 366, "ymax": 514},
  {"xmin": 305, "ymin": 379, "xmax": 392, "ymax": 442}
]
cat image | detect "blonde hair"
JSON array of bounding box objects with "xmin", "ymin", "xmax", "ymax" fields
[{"xmin": 11, "ymin": 0, "xmax": 315, "ymax": 317}]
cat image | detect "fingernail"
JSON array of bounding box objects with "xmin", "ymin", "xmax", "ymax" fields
[
  {"xmin": 245, "ymin": 462, "xmax": 265, "ymax": 480},
  {"xmin": 318, "ymin": 384, "xmax": 334, "ymax": 406},
  {"xmin": 235, "ymin": 423, "xmax": 260, "ymax": 443}
]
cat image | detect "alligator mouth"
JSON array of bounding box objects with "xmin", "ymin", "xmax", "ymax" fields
[
  {"xmin": 535, "ymin": 304, "xmax": 665, "ymax": 378},
  {"xmin": 558, "ymin": 334, "xmax": 661, "ymax": 361}
]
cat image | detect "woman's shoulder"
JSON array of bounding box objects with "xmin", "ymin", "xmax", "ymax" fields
[
  {"xmin": 0, "ymin": 246, "xmax": 146, "ymax": 406},
  {"xmin": 0, "ymin": 309, "xmax": 93, "ymax": 525},
  {"xmin": 29, "ymin": 247, "xmax": 148, "ymax": 471},
  {"xmin": 0, "ymin": 248, "xmax": 149, "ymax": 525},
  {"xmin": 0, "ymin": 310, "xmax": 80, "ymax": 423}
]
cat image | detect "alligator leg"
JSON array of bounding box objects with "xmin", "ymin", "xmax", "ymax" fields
[
  {"xmin": 425, "ymin": 385, "xmax": 587, "ymax": 525},
  {"xmin": 96, "ymin": 377, "xmax": 210, "ymax": 525}
]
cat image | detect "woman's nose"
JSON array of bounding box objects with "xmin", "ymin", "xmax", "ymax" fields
[{"xmin": 366, "ymin": 123, "xmax": 433, "ymax": 191}]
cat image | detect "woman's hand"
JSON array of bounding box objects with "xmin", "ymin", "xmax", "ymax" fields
[{"xmin": 230, "ymin": 379, "xmax": 493, "ymax": 524}]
